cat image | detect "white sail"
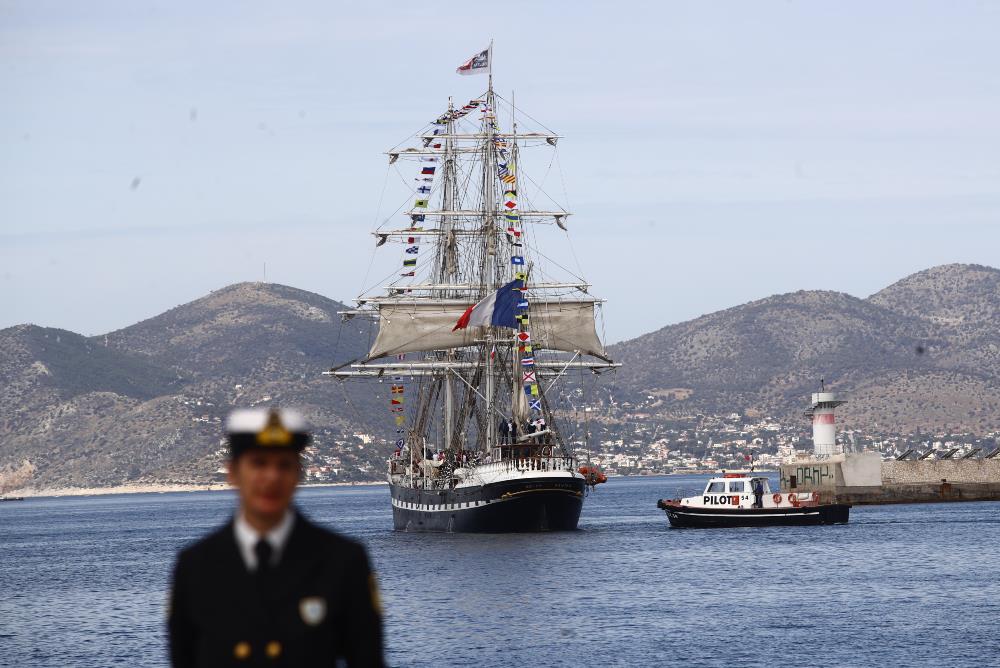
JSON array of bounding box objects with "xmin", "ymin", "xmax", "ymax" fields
[{"xmin": 367, "ymin": 299, "xmax": 605, "ymax": 360}]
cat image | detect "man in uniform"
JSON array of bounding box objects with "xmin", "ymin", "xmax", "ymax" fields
[
  {"xmin": 752, "ymin": 478, "xmax": 765, "ymax": 509},
  {"xmin": 167, "ymin": 408, "xmax": 385, "ymax": 667}
]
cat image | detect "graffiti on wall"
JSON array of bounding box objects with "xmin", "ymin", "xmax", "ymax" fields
[{"xmin": 780, "ymin": 463, "xmax": 835, "ymax": 489}]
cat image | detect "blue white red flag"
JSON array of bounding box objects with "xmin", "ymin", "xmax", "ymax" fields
[{"xmin": 452, "ymin": 279, "xmax": 523, "ymax": 331}]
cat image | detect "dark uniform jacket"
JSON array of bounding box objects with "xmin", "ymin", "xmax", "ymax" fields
[{"xmin": 168, "ymin": 511, "xmax": 384, "ymax": 667}]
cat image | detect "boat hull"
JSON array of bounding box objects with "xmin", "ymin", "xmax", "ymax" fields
[
  {"xmin": 658, "ymin": 501, "xmax": 851, "ymax": 529},
  {"xmin": 391, "ymin": 476, "xmax": 585, "ymax": 532}
]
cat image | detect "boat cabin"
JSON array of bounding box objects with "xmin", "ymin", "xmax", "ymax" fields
[{"xmin": 695, "ymin": 473, "xmax": 772, "ymax": 509}]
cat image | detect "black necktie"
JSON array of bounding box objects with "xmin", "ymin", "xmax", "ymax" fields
[{"xmin": 254, "ymin": 539, "xmax": 273, "ymax": 574}]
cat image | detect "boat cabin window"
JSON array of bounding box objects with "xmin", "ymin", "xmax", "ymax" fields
[
  {"xmin": 727, "ymin": 481, "xmax": 745, "ymax": 493},
  {"xmin": 706, "ymin": 481, "xmax": 725, "ymax": 493}
]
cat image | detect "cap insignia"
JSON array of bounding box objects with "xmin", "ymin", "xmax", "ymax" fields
[{"xmin": 257, "ymin": 409, "xmax": 292, "ymax": 447}]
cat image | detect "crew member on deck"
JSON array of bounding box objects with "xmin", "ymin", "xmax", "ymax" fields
[
  {"xmin": 498, "ymin": 419, "xmax": 510, "ymax": 445},
  {"xmin": 752, "ymin": 478, "xmax": 764, "ymax": 509},
  {"xmin": 167, "ymin": 408, "xmax": 385, "ymax": 667}
]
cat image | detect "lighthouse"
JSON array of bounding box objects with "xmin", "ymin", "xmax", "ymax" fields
[{"xmin": 804, "ymin": 386, "xmax": 846, "ymax": 457}]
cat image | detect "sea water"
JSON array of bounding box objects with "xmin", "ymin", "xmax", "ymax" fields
[{"xmin": 1, "ymin": 475, "xmax": 998, "ymax": 667}]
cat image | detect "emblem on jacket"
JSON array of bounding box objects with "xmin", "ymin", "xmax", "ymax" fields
[{"xmin": 299, "ymin": 597, "xmax": 327, "ymax": 626}]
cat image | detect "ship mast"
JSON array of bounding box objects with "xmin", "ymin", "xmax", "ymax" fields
[
  {"xmin": 326, "ymin": 69, "xmax": 619, "ymax": 461},
  {"xmin": 482, "ymin": 80, "xmax": 499, "ymax": 451},
  {"xmin": 439, "ymin": 98, "xmax": 458, "ymax": 452}
]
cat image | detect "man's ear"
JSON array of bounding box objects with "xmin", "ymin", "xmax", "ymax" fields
[{"xmin": 226, "ymin": 458, "xmax": 238, "ymax": 486}]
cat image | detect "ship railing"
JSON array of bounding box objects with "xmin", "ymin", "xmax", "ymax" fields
[{"xmin": 473, "ymin": 456, "xmax": 578, "ymax": 476}]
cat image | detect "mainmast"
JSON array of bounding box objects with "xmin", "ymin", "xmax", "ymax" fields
[{"xmin": 482, "ymin": 80, "xmax": 500, "ymax": 451}]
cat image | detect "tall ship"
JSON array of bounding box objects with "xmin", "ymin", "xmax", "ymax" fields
[{"xmin": 328, "ymin": 48, "xmax": 617, "ymax": 532}]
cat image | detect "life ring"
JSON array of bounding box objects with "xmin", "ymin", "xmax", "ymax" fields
[
  {"xmin": 788, "ymin": 493, "xmax": 800, "ymax": 507},
  {"xmin": 772, "ymin": 493, "xmax": 782, "ymax": 505},
  {"xmin": 541, "ymin": 446, "xmax": 552, "ymax": 458}
]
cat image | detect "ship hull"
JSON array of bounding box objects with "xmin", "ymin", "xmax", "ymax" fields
[
  {"xmin": 657, "ymin": 501, "xmax": 851, "ymax": 529},
  {"xmin": 390, "ymin": 476, "xmax": 585, "ymax": 532}
]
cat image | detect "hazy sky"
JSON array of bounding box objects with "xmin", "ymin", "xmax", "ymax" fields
[{"xmin": 3, "ymin": 1, "xmax": 998, "ymax": 343}]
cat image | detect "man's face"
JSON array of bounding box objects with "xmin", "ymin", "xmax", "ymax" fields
[{"xmin": 227, "ymin": 449, "xmax": 301, "ymax": 519}]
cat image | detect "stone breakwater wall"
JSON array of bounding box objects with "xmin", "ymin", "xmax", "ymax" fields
[
  {"xmin": 779, "ymin": 454, "xmax": 1000, "ymax": 505},
  {"xmin": 831, "ymin": 482, "xmax": 1000, "ymax": 505},
  {"xmin": 882, "ymin": 459, "xmax": 1000, "ymax": 484}
]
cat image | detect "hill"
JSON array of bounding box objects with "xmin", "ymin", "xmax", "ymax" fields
[
  {"xmin": 0, "ymin": 283, "xmax": 383, "ymax": 490},
  {"xmin": 609, "ymin": 264, "xmax": 1000, "ymax": 433},
  {"xmin": 4, "ymin": 265, "xmax": 1000, "ymax": 490}
]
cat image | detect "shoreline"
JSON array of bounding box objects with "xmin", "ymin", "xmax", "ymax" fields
[
  {"xmin": 14, "ymin": 480, "xmax": 389, "ymax": 499},
  {"xmin": 11, "ymin": 471, "xmax": 767, "ymax": 500}
]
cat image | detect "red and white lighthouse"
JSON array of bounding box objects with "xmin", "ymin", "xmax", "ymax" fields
[{"xmin": 805, "ymin": 391, "xmax": 846, "ymax": 456}]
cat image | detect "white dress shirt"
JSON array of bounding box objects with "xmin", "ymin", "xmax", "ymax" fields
[{"xmin": 233, "ymin": 509, "xmax": 295, "ymax": 571}]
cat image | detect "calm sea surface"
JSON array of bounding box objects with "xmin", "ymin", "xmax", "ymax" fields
[{"xmin": 1, "ymin": 475, "xmax": 999, "ymax": 667}]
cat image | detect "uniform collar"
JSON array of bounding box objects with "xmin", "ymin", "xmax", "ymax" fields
[{"xmin": 233, "ymin": 508, "xmax": 296, "ymax": 571}]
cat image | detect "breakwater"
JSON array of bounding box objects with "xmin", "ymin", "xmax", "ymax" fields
[{"xmin": 779, "ymin": 453, "xmax": 1000, "ymax": 505}]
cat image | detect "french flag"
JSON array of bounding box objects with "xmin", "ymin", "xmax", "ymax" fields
[{"xmin": 452, "ymin": 279, "xmax": 523, "ymax": 331}]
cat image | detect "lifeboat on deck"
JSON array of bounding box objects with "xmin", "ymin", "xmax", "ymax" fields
[{"xmin": 655, "ymin": 473, "xmax": 850, "ymax": 528}]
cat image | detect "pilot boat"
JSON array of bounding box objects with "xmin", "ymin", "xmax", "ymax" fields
[{"xmin": 656, "ymin": 473, "xmax": 851, "ymax": 528}]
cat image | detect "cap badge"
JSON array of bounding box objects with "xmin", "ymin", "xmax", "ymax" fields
[
  {"xmin": 299, "ymin": 596, "xmax": 327, "ymax": 626},
  {"xmin": 257, "ymin": 410, "xmax": 292, "ymax": 447}
]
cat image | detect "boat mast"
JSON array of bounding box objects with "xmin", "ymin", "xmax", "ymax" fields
[
  {"xmin": 508, "ymin": 90, "xmax": 528, "ymax": 428},
  {"xmin": 482, "ymin": 76, "xmax": 500, "ymax": 451},
  {"xmin": 481, "ymin": 41, "xmax": 497, "ymax": 454},
  {"xmin": 439, "ymin": 98, "xmax": 457, "ymax": 452}
]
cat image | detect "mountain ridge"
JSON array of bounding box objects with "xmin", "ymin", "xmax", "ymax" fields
[
  {"xmin": 3, "ymin": 264, "xmax": 1000, "ymax": 489},
  {"xmin": 609, "ymin": 263, "xmax": 1000, "ymax": 432}
]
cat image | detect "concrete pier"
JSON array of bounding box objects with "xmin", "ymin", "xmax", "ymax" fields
[{"xmin": 779, "ymin": 453, "xmax": 1000, "ymax": 505}]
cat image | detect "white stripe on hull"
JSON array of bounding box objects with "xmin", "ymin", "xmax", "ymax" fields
[{"xmin": 391, "ymin": 497, "xmax": 496, "ymax": 513}]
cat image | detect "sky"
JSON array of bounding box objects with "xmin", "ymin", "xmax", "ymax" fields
[{"xmin": 2, "ymin": 1, "xmax": 999, "ymax": 344}]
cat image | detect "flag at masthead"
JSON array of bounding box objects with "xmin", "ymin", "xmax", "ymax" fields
[{"xmin": 456, "ymin": 44, "xmax": 491, "ymax": 76}]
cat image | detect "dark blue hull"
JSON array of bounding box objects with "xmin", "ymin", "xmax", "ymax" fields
[
  {"xmin": 658, "ymin": 501, "xmax": 851, "ymax": 528},
  {"xmin": 391, "ymin": 477, "xmax": 585, "ymax": 532}
]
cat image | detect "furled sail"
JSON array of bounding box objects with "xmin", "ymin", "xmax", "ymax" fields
[{"xmin": 367, "ymin": 298, "xmax": 605, "ymax": 360}]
